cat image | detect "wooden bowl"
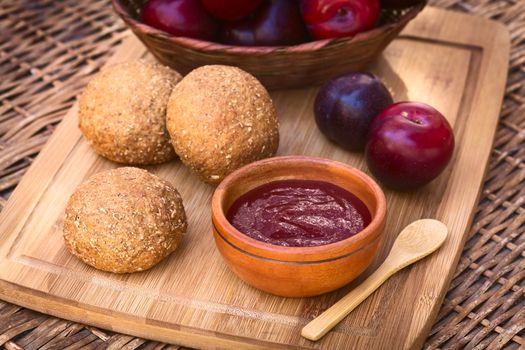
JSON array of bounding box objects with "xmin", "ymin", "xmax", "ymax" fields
[
  {"xmin": 112, "ymin": 0, "xmax": 426, "ymax": 89},
  {"xmin": 211, "ymin": 156, "xmax": 387, "ymax": 297}
]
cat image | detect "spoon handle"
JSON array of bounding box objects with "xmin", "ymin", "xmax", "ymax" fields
[{"xmin": 301, "ymin": 257, "xmax": 399, "ymax": 341}]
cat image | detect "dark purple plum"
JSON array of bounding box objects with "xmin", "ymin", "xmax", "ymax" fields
[
  {"xmin": 314, "ymin": 72, "xmax": 393, "ymax": 151},
  {"xmin": 142, "ymin": 0, "xmax": 218, "ymax": 41},
  {"xmin": 221, "ymin": 0, "xmax": 309, "ymax": 46}
]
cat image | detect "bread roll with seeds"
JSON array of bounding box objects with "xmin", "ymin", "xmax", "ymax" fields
[
  {"xmin": 79, "ymin": 60, "xmax": 181, "ymax": 165},
  {"xmin": 63, "ymin": 167, "xmax": 187, "ymax": 273},
  {"xmin": 166, "ymin": 65, "xmax": 279, "ymax": 185}
]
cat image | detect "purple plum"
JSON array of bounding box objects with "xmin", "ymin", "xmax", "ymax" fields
[{"xmin": 314, "ymin": 72, "xmax": 393, "ymax": 151}]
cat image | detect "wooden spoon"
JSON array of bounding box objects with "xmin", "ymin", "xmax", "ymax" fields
[{"xmin": 301, "ymin": 219, "xmax": 448, "ymax": 341}]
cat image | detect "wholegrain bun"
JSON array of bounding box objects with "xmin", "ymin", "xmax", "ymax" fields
[
  {"xmin": 166, "ymin": 65, "xmax": 279, "ymax": 184},
  {"xmin": 79, "ymin": 61, "xmax": 181, "ymax": 165},
  {"xmin": 63, "ymin": 167, "xmax": 187, "ymax": 273}
]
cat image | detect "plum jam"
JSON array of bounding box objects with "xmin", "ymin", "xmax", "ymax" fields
[{"xmin": 226, "ymin": 180, "xmax": 371, "ymax": 247}]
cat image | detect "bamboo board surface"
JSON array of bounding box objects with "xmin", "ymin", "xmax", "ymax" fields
[{"xmin": 0, "ymin": 7, "xmax": 510, "ymax": 350}]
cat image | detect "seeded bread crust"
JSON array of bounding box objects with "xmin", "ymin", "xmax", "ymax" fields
[
  {"xmin": 79, "ymin": 61, "xmax": 182, "ymax": 165},
  {"xmin": 166, "ymin": 65, "xmax": 279, "ymax": 185},
  {"xmin": 63, "ymin": 167, "xmax": 187, "ymax": 273}
]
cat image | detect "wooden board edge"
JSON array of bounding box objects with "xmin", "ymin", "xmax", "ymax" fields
[
  {"xmin": 0, "ymin": 280, "xmax": 306, "ymax": 350},
  {"xmin": 408, "ymin": 12, "xmax": 511, "ymax": 350}
]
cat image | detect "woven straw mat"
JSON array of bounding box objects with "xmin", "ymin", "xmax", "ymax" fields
[{"xmin": 0, "ymin": 0, "xmax": 523, "ymax": 349}]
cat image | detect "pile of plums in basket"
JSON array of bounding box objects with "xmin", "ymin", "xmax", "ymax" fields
[{"xmin": 142, "ymin": 0, "xmax": 420, "ymax": 45}]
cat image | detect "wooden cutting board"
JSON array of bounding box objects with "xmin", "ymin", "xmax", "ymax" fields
[{"xmin": 0, "ymin": 7, "xmax": 509, "ymax": 350}]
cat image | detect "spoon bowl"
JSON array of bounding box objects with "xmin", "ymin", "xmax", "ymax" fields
[{"xmin": 387, "ymin": 219, "xmax": 447, "ymax": 267}]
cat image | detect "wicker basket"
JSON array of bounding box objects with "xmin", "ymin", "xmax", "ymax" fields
[{"xmin": 112, "ymin": 0, "xmax": 426, "ymax": 89}]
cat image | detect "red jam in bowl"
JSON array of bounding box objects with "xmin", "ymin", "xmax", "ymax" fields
[{"xmin": 226, "ymin": 180, "xmax": 371, "ymax": 247}]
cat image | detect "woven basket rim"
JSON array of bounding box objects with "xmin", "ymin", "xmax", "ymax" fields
[{"xmin": 111, "ymin": 0, "xmax": 427, "ymax": 54}]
